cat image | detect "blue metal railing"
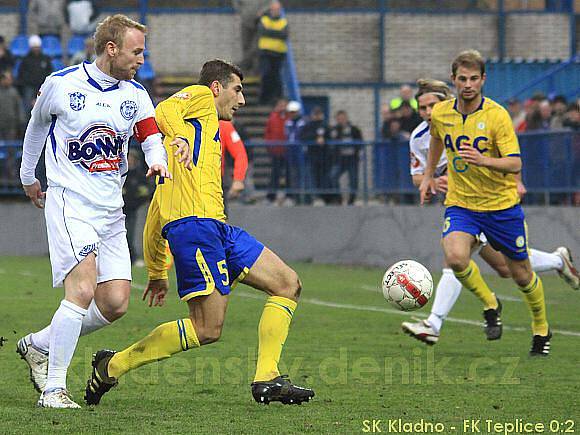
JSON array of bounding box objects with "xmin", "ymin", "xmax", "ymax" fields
[{"xmin": 3, "ymin": 131, "xmax": 578, "ymax": 203}]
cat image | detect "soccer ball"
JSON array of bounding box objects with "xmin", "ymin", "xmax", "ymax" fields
[{"xmin": 382, "ymin": 260, "xmax": 433, "ymax": 311}]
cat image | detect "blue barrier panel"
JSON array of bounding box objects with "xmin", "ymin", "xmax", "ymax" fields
[{"xmin": 3, "ymin": 132, "xmax": 578, "ymax": 201}]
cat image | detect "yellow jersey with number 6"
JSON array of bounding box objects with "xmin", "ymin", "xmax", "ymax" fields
[{"xmin": 430, "ymin": 97, "xmax": 521, "ymax": 211}]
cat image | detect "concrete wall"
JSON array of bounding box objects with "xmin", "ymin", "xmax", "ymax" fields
[
  {"xmin": 383, "ymin": 14, "xmax": 497, "ymax": 83},
  {"xmin": 148, "ymin": 13, "xmax": 241, "ymax": 76},
  {"xmin": 3, "ymin": 201, "xmax": 578, "ymax": 275},
  {"xmin": 0, "ymin": 14, "xmax": 20, "ymax": 42},
  {"xmin": 505, "ymin": 13, "xmax": 570, "ymax": 60},
  {"xmin": 145, "ymin": 11, "xmax": 572, "ymax": 82}
]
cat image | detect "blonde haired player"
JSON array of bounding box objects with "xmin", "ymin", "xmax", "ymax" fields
[
  {"xmin": 402, "ymin": 78, "xmax": 579, "ymax": 345},
  {"xmin": 421, "ymin": 50, "xmax": 556, "ymax": 355},
  {"xmin": 17, "ymin": 14, "xmax": 190, "ymax": 408},
  {"xmin": 85, "ymin": 59, "xmax": 314, "ymax": 406}
]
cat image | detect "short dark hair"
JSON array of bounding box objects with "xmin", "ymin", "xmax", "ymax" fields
[{"xmin": 198, "ymin": 59, "xmax": 244, "ymax": 88}]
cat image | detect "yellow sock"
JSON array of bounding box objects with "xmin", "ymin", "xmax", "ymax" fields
[
  {"xmin": 519, "ymin": 272, "xmax": 549, "ymax": 336},
  {"xmin": 253, "ymin": 296, "xmax": 297, "ymax": 382},
  {"xmin": 108, "ymin": 318, "xmax": 200, "ymax": 379},
  {"xmin": 454, "ymin": 260, "xmax": 498, "ymax": 309}
]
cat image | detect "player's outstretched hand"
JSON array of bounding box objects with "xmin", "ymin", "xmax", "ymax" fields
[
  {"xmin": 457, "ymin": 146, "xmax": 486, "ymax": 166},
  {"xmin": 418, "ymin": 176, "xmax": 437, "ymax": 205},
  {"xmin": 435, "ymin": 175, "xmax": 448, "ymax": 194},
  {"xmin": 170, "ymin": 137, "xmax": 193, "ymax": 170},
  {"xmin": 142, "ymin": 278, "xmax": 169, "ymax": 307},
  {"xmin": 146, "ymin": 163, "xmax": 172, "ymax": 180},
  {"xmin": 23, "ymin": 179, "xmax": 45, "ymax": 209}
]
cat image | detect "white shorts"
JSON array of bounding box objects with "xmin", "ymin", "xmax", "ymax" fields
[{"xmin": 45, "ymin": 186, "xmax": 132, "ymax": 287}]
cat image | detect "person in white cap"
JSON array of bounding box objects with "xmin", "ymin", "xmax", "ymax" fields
[{"xmin": 17, "ymin": 35, "xmax": 52, "ymax": 114}]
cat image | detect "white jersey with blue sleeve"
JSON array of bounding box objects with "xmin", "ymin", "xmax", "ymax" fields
[
  {"xmin": 409, "ymin": 120, "xmax": 447, "ymax": 177},
  {"xmin": 19, "ymin": 61, "xmax": 167, "ymax": 211}
]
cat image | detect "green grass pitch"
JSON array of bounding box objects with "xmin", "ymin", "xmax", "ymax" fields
[{"xmin": 0, "ymin": 256, "xmax": 578, "ymax": 434}]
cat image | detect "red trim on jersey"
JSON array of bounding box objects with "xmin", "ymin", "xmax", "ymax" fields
[{"xmin": 134, "ymin": 117, "xmax": 160, "ymax": 143}]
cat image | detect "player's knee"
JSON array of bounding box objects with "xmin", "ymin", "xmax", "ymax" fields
[
  {"xmin": 514, "ymin": 270, "xmax": 534, "ymax": 288},
  {"xmin": 445, "ymin": 254, "xmax": 469, "ymax": 272},
  {"xmin": 72, "ymin": 282, "xmax": 97, "ymax": 307},
  {"xmin": 102, "ymin": 299, "xmax": 129, "ymax": 322},
  {"xmin": 198, "ymin": 327, "xmax": 222, "ymax": 345},
  {"xmin": 195, "ymin": 322, "xmax": 224, "ymax": 345},
  {"xmin": 275, "ymin": 269, "xmax": 301, "ymax": 301}
]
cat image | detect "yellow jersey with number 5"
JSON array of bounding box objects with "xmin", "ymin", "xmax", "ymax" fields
[{"xmin": 430, "ymin": 97, "xmax": 521, "ymax": 211}]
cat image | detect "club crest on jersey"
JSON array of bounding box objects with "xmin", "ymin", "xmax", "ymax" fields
[
  {"xmin": 67, "ymin": 123, "xmax": 127, "ymax": 173},
  {"xmin": 120, "ymin": 100, "xmax": 137, "ymax": 120},
  {"xmin": 69, "ymin": 92, "xmax": 86, "ymax": 111}
]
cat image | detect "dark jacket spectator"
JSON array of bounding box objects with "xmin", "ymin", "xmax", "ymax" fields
[
  {"xmin": 0, "ymin": 71, "xmax": 24, "ymax": 140},
  {"xmin": 0, "ymin": 36, "xmax": 16, "ymax": 75},
  {"xmin": 17, "ymin": 35, "xmax": 53, "ymax": 115}
]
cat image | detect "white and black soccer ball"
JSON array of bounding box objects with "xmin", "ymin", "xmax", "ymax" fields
[{"xmin": 381, "ymin": 260, "xmax": 433, "ymax": 311}]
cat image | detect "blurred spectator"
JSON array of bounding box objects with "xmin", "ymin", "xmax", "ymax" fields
[
  {"xmin": 550, "ymin": 95, "xmax": 567, "ymax": 130},
  {"xmin": 66, "ymin": 0, "xmax": 99, "ymax": 35},
  {"xmin": 28, "ymin": 0, "xmax": 67, "ymax": 37},
  {"xmin": 300, "ymin": 106, "xmax": 329, "ymax": 205},
  {"xmin": 234, "ymin": 0, "xmax": 270, "ymax": 75},
  {"xmin": 507, "ymin": 97, "xmax": 526, "ymax": 131},
  {"xmin": 283, "ymin": 100, "xmax": 305, "ymax": 205},
  {"xmin": 122, "ymin": 149, "xmax": 153, "ymax": 264},
  {"xmin": 69, "ymin": 37, "xmax": 96, "ymax": 65},
  {"xmin": 562, "ymin": 101, "xmax": 579, "ymax": 131},
  {"xmin": 0, "ymin": 70, "xmax": 24, "ymax": 140},
  {"xmin": 264, "ymin": 97, "xmax": 288, "ymax": 201},
  {"xmin": 328, "ymin": 110, "xmax": 363, "ymax": 206},
  {"xmin": 398, "ymin": 101, "xmax": 422, "ymax": 136},
  {"xmin": 220, "ymin": 120, "xmax": 249, "ymax": 201},
  {"xmin": 0, "ymin": 36, "xmax": 16, "ymax": 75},
  {"xmin": 258, "ymin": 0, "xmax": 288, "ymax": 104},
  {"xmin": 390, "ymin": 84, "xmax": 418, "ymax": 111},
  {"xmin": 527, "ymin": 100, "xmax": 552, "ymax": 131},
  {"xmin": 17, "ymin": 35, "xmax": 53, "ymax": 116},
  {"xmin": 380, "ymin": 103, "xmax": 395, "ymax": 139}
]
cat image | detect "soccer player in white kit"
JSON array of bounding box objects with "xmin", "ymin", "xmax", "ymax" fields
[
  {"xmin": 17, "ymin": 15, "xmax": 191, "ymax": 408},
  {"xmin": 401, "ymin": 79, "xmax": 579, "ymax": 345}
]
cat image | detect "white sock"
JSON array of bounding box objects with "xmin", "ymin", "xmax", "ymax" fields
[
  {"xmin": 529, "ymin": 248, "xmax": 563, "ymax": 273},
  {"xmin": 30, "ymin": 300, "xmax": 111, "ymax": 354},
  {"xmin": 80, "ymin": 299, "xmax": 111, "ymax": 336},
  {"xmin": 44, "ymin": 300, "xmax": 87, "ymax": 392},
  {"xmin": 427, "ymin": 268, "xmax": 462, "ymax": 333},
  {"xmin": 30, "ymin": 326, "xmax": 50, "ymax": 354}
]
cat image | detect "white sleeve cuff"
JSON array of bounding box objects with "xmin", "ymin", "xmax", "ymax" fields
[{"xmin": 140, "ymin": 133, "xmax": 167, "ymax": 168}]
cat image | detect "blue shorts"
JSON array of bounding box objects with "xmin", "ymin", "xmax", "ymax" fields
[
  {"xmin": 442, "ymin": 205, "xmax": 529, "ymax": 260},
  {"xmin": 162, "ymin": 217, "xmax": 264, "ymax": 301}
]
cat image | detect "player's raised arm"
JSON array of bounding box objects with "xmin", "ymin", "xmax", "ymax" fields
[{"xmin": 19, "ymin": 77, "xmax": 58, "ymax": 208}]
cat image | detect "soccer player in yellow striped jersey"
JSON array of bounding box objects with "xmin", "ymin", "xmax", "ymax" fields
[
  {"xmin": 85, "ymin": 60, "xmax": 314, "ymax": 406},
  {"xmin": 419, "ymin": 50, "xmax": 551, "ymax": 356}
]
